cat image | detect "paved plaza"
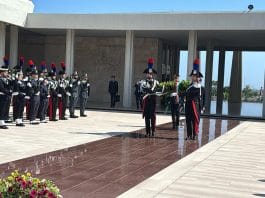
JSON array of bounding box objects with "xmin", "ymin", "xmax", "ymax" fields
[
  {"xmin": 119, "ymin": 121, "xmax": 265, "ymax": 198},
  {"xmin": 2, "ymin": 110, "xmax": 261, "ymax": 197},
  {"xmin": 0, "ymin": 110, "xmax": 171, "ymax": 164}
]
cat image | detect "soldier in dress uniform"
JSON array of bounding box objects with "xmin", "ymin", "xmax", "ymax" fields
[
  {"xmin": 58, "ymin": 62, "xmax": 69, "ymax": 120},
  {"xmin": 170, "ymin": 74, "xmax": 180, "ymax": 129},
  {"xmin": 2, "ymin": 57, "xmax": 13, "ymax": 123},
  {"xmin": 69, "ymin": 71, "xmax": 80, "ymax": 118},
  {"xmin": 25, "ymin": 59, "xmax": 35, "ymax": 120},
  {"xmin": 141, "ymin": 58, "xmax": 160, "ymax": 137},
  {"xmin": 0, "ymin": 65, "xmax": 11, "ymax": 129},
  {"xmin": 185, "ymin": 59, "xmax": 205, "ymax": 140},
  {"xmin": 12, "ymin": 70, "xmax": 27, "ymax": 126},
  {"xmin": 27, "ymin": 69, "xmax": 40, "ymax": 124},
  {"xmin": 79, "ymin": 73, "xmax": 90, "ymax": 117},
  {"xmin": 37, "ymin": 62, "xmax": 49, "ymax": 123},
  {"xmin": 48, "ymin": 63, "xmax": 58, "ymax": 121}
]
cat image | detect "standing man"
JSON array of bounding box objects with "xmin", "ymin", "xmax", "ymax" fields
[
  {"xmin": 79, "ymin": 73, "xmax": 90, "ymax": 117},
  {"xmin": 27, "ymin": 69, "xmax": 40, "ymax": 125},
  {"xmin": 58, "ymin": 62, "xmax": 69, "ymax": 120},
  {"xmin": 0, "ymin": 65, "xmax": 11, "ymax": 129},
  {"xmin": 134, "ymin": 79, "xmax": 143, "ymax": 110},
  {"xmin": 185, "ymin": 59, "xmax": 205, "ymax": 140},
  {"xmin": 170, "ymin": 74, "xmax": 180, "ymax": 129},
  {"xmin": 108, "ymin": 75, "xmax": 118, "ymax": 108},
  {"xmin": 141, "ymin": 58, "xmax": 160, "ymax": 137},
  {"xmin": 48, "ymin": 64, "xmax": 58, "ymax": 121},
  {"xmin": 12, "ymin": 70, "xmax": 26, "ymax": 126},
  {"xmin": 69, "ymin": 71, "xmax": 80, "ymax": 118},
  {"xmin": 38, "ymin": 77, "xmax": 49, "ymax": 123}
]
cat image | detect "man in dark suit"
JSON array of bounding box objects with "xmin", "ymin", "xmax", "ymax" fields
[{"xmin": 108, "ymin": 75, "xmax": 118, "ymax": 108}]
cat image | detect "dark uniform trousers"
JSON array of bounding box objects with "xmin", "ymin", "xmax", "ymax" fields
[
  {"xmin": 143, "ymin": 95, "xmax": 156, "ymax": 135},
  {"xmin": 170, "ymin": 97, "xmax": 179, "ymax": 128},
  {"xmin": 49, "ymin": 94, "xmax": 57, "ymax": 120},
  {"xmin": 5, "ymin": 95, "xmax": 11, "ymax": 120},
  {"xmin": 58, "ymin": 94, "xmax": 67, "ymax": 119},
  {"xmin": 13, "ymin": 95, "xmax": 25, "ymax": 120},
  {"xmin": 39, "ymin": 98, "xmax": 48, "ymax": 121},
  {"xmin": 80, "ymin": 96, "xmax": 87, "ymax": 116},
  {"xmin": 29, "ymin": 95, "xmax": 40, "ymax": 121},
  {"xmin": 0, "ymin": 95, "xmax": 9, "ymax": 120},
  {"xmin": 69, "ymin": 96, "xmax": 78, "ymax": 116}
]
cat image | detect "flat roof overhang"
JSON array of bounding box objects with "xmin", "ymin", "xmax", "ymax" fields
[
  {"xmin": 25, "ymin": 12, "xmax": 265, "ymax": 30},
  {"xmin": 21, "ymin": 28, "xmax": 265, "ymax": 51}
]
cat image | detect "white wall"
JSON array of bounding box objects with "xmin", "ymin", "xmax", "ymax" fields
[{"xmin": 0, "ymin": 0, "xmax": 34, "ymax": 26}]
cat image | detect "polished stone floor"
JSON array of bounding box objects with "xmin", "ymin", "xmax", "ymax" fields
[{"xmin": 0, "ymin": 118, "xmax": 239, "ymax": 198}]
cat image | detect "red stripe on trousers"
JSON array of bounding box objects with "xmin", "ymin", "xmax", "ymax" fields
[{"xmin": 191, "ymin": 100, "xmax": 199, "ymax": 135}]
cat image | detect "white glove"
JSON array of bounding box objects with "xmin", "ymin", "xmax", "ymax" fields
[
  {"xmin": 25, "ymin": 96, "xmax": 30, "ymax": 99},
  {"xmin": 87, "ymin": 83, "xmax": 90, "ymax": 87},
  {"xmin": 66, "ymin": 92, "xmax": 71, "ymax": 96},
  {"xmin": 57, "ymin": 94, "xmax": 62, "ymax": 97},
  {"xmin": 35, "ymin": 92, "xmax": 40, "ymax": 96},
  {"xmin": 27, "ymin": 82, "xmax": 32, "ymax": 87},
  {"xmin": 12, "ymin": 92, "xmax": 19, "ymax": 96},
  {"xmin": 69, "ymin": 84, "xmax": 73, "ymax": 88},
  {"xmin": 78, "ymin": 81, "xmax": 81, "ymax": 85}
]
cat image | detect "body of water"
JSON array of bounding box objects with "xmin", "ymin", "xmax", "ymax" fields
[{"xmin": 210, "ymin": 101, "xmax": 263, "ymax": 117}]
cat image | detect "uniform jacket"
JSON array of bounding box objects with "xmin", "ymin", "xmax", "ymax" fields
[{"xmin": 80, "ymin": 81, "xmax": 90, "ymax": 99}]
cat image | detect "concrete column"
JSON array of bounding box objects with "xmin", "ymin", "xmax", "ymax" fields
[
  {"xmin": 187, "ymin": 30, "xmax": 197, "ymax": 79},
  {"xmin": 263, "ymin": 71, "xmax": 265, "ymax": 118},
  {"xmin": 123, "ymin": 30, "xmax": 134, "ymax": 108},
  {"xmin": 228, "ymin": 51, "xmax": 242, "ymax": 116},
  {"xmin": 9, "ymin": 25, "xmax": 18, "ymax": 67},
  {"xmin": 0, "ymin": 23, "xmax": 6, "ymax": 65},
  {"xmin": 65, "ymin": 29, "xmax": 75, "ymax": 75},
  {"xmin": 204, "ymin": 42, "xmax": 214, "ymax": 114},
  {"xmin": 216, "ymin": 50, "xmax": 226, "ymax": 114},
  {"xmin": 174, "ymin": 48, "xmax": 180, "ymax": 75}
]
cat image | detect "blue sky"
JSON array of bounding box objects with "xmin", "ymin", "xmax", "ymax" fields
[{"xmin": 32, "ymin": 0, "xmax": 265, "ymax": 89}]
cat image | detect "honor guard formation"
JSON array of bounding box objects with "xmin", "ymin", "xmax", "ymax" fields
[
  {"xmin": 0, "ymin": 55, "xmax": 205, "ymax": 142},
  {"xmin": 0, "ymin": 57, "xmax": 90, "ymax": 129}
]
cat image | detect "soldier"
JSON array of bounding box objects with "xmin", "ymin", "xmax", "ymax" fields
[
  {"xmin": 0, "ymin": 65, "xmax": 11, "ymax": 129},
  {"xmin": 3, "ymin": 57, "xmax": 13, "ymax": 123},
  {"xmin": 12, "ymin": 70, "xmax": 27, "ymax": 126},
  {"xmin": 170, "ymin": 74, "xmax": 180, "ymax": 129},
  {"xmin": 38, "ymin": 77, "xmax": 49, "ymax": 123},
  {"xmin": 27, "ymin": 69, "xmax": 40, "ymax": 124},
  {"xmin": 48, "ymin": 63, "xmax": 58, "ymax": 121},
  {"xmin": 58, "ymin": 62, "xmax": 69, "ymax": 120},
  {"xmin": 25, "ymin": 59, "xmax": 35, "ymax": 120},
  {"xmin": 108, "ymin": 75, "xmax": 118, "ymax": 108},
  {"xmin": 185, "ymin": 59, "xmax": 205, "ymax": 140},
  {"xmin": 141, "ymin": 58, "xmax": 160, "ymax": 137},
  {"xmin": 69, "ymin": 71, "xmax": 80, "ymax": 118},
  {"xmin": 79, "ymin": 73, "xmax": 90, "ymax": 117}
]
